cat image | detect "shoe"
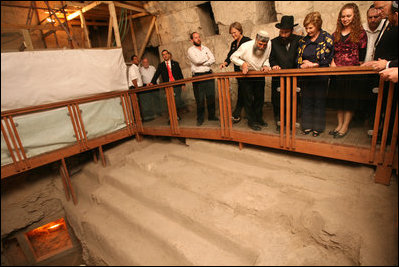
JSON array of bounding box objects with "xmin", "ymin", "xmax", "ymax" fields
[
  {"xmin": 301, "ymin": 129, "xmax": 312, "ymax": 135},
  {"xmin": 258, "ymin": 120, "xmax": 268, "ymax": 127},
  {"xmin": 248, "ymin": 123, "xmax": 261, "ymax": 131},
  {"xmin": 208, "ymin": 116, "xmax": 219, "ymax": 121},
  {"xmin": 312, "ymin": 130, "xmax": 321, "ymax": 137},
  {"xmin": 328, "ymin": 129, "xmax": 339, "ymax": 136},
  {"xmin": 334, "ymin": 131, "xmax": 348, "ymax": 139},
  {"xmin": 232, "ymin": 115, "xmax": 241, "ymax": 124},
  {"xmin": 197, "ymin": 120, "xmax": 204, "ymax": 126}
]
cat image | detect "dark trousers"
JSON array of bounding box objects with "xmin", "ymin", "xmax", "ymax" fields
[
  {"xmin": 240, "ymin": 77, "xmax": 265, "ymax": 125},
  {"xmin": 232, "ymin": 78, "xmax": 244, "ymax": 117},
  {"xmin": 193, "ymin": 72, "xmax": 215, "ymax": 122},
  {"xmin": 271, "ymin": 77, "xmax": 300, "ymax": 126},
  {"xmin": 300, "ymin": 76, "xmax": 328, "ymax": 132},
  {"xmin": 173, "ymin": 86, "xmax": 185, "ymax": 113}
]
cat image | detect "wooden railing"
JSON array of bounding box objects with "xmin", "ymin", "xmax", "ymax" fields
[{"xmin": 1, "ymin": 66, "xmax": 397, "ymax": 204}]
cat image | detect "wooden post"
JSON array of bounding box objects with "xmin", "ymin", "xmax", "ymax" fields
[
  {"xmin": 108, "ymin": 1, "xmax": 122, "ymax": 47},
  {"xmin": 154, "ymin": 15, "xmax": 162, "ymax": 45},
  {"xmin": 32, "ymin": 1, "xmax": 47, "ymax": 48},
  {"xmin": 21, "ymin": 29, "xmax": 34, "ymax": 50},
  {"xmin": 79, "ymin": 11, "xmax": 92, "ymax": 48},
  {"xmin": 107, "ymin": 17, "xmax": 113, "ymax": 47},
  {"xmin": 138, "ymin": 16, "xmax": 156, "ymax": 59},
  {"xmin": 129, "ymin": 12, "xmax": 138, "ymax": 55}
]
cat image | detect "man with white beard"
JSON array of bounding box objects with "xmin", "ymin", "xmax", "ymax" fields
[{"xmin": 230, "ymin": 30, "xmax": 272, "ymax": 131}]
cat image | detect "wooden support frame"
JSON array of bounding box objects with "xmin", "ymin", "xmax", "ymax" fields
[
  {"xmin": 21, "ymin": 29, "xmax": 34, "ymax": 50},
  {"xmin": 108, "ymin": 1, "xmax": 122, "ymax": 47},
  {"xmin": 138, "ymin": 16, "xmax": 156, "ymax": 59},
  {"xmin": 60, "ymin": 158, "xmax": 78, "ymax": 205},
  {"xmin": 79, "ymin": 11, "xmax": 92, "ymax": 48},
  {"xmin": 107, "ymin": 17, "xmax": 113, "ymax": 47},
  {"xmin": 128, "ymin": 11, "xmax": 138, "ymax": 55}
]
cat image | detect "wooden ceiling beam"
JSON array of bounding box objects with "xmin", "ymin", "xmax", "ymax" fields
[{"xmin": 67, "ymin": 1, "xmax": 103, "ymax": 21}]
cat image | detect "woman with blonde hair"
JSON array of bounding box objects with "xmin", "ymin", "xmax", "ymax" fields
[
  {"xmin": 220, "ymin": 22, "xmax": 251, "ymax": 123},
  {"xmin": 329, "ymin": 3, "xmax": 367, "ymax": 138},
  {"xmin": 297, "ymin": 11, "xmax": 334, "ymax": 137}
]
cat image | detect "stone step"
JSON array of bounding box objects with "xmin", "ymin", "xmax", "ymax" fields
[
  {"xmin": 93, "ymin": 184, "xmax": 252, "ymax": 265},
  {"xmin": 77, "ymin": 202, "xmax": 191, "ymax": 266}
]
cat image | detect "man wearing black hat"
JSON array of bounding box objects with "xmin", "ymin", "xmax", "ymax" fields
[{"xmin": 270, "ymin": 15, "xmax": 302, "ymax": 131}]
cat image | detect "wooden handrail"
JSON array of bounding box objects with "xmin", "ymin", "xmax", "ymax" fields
[
  {"xmin": 1, "ymin": 66, "xmax": 396, "ymax": 186},
  {"xmin": 1, "ymin": 66, "xmax": 378, "ymax": 118}
]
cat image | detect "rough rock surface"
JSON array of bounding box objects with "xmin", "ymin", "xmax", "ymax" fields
[{"xmin": 61, "ymin": 137, "xmax": 398, "ymax": 266}]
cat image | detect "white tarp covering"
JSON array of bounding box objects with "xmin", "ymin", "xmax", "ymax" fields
[
  {"xmin": 1, "ymin": 97, "xmax": 127, "ymax": 166},
  {"xmin": 1, "ymin": 48, "xmax": 128, "ymax": 111}
]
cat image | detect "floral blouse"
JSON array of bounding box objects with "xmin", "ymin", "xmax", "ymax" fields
[
  {"xmin": 333, "ymin": 30, "xmax": 367, "ymax": 66},
  {"xmin": 297, "ymin": 29, "xmax": 334, "ymax": 67}
]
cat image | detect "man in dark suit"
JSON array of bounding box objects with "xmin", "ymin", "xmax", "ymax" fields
[
  {"xmin": 269, "ymin": 15, "xmax": 302, "ymax": 131},
  {"xmin": 361, "ymin": 1, "xmax": 398, "ymax": 143},
  {"xmin": 148, "ymin": 49, "xmax": 186, "ymax": 120}
]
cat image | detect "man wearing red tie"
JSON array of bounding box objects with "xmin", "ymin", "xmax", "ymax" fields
[{"xmin": 149, "ymin": 49, "xmax": 186, "ymax": 121}]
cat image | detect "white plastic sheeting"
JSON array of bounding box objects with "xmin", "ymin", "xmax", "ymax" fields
[
  {"xmin": 1, "ymin": 48, "xmax": 128, "ymax": 111},
  {"xmin": 1, "ymin": 97, "xmax": 127, "ymax": 166}
]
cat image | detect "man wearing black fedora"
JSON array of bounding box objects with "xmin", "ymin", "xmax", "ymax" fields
[{"xmin": 270, "ymin": 15, "xmax": 302, "ymax": 132}]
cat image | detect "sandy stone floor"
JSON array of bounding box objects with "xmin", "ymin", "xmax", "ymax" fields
[{"xmin": 61, "ymin": 137, "xmax": 398, "ymax": 266}]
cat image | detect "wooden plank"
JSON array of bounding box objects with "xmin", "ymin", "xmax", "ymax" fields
[
  {"xmin": 138, "ymin": 16, "xmax": 156, "ymax": 59},
  {"xmin": 154, "ymin": 15, "xmax": 162, "ymax": 45},
  {"xmin": 21, "ymin": 29, "xmax": 34, "ymax": 50},
  {"xmin": 107, "ymin": 17, "xmax": 113, "ymax": 47},
  {"xmin": 1, "ymin": 23, "xmax": 62, "ymax": 31},
  {"xmin": 128, "ymin": 13, "xmax": 138, "ymax": 55},
  {"xmin": 128, "ymin": 12, "xmax": 150, "ymax": 19},
  {"xmin": 108, "ymin": 1, "xmax": 121, "ymax": 47},
  {"xmin": 67, "ymin": 1, "xmax": 103, "ymax": 21},
  {"xmin": 79, "ymin": 11, "xmax": 92, "ymax": 48},
  {"xmin": 113, "ymin": 1, "xmax": 147, "ymax": 13}
]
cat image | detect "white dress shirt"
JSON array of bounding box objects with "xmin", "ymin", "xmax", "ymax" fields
[
  {"xmin": 363, "ymin": 19, "xmax": 386, "ymax": 62},
  {"xmin": 230, "ymin": 39, "xmax": 271, "ymax": 71},
  {"xmin": 128, "ymin": 64, "xmax": 143, "ymax": 87},
  {"xmin": 139, "ymin": 65, "xmax": 159, "ymax": 84},
  {"xmin": 187, "ymin": 45, "xmax": 215, "ymax": 74}
]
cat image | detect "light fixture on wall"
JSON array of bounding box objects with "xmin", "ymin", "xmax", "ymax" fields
[{"xmin": 24, "ymin": 217, "xmax": 73, "ymax": 262}]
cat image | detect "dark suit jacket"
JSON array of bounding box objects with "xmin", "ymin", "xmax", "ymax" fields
[
  {"xmin": 270, "ymin": 34, "xmax": 301, "ymax": 69},
  {"xmin": 151, "ymin": 60, "xmax": 184, "ymax": 84},
  {"xmin": 374, "ymin": 22, "xmax": 398, "ymax": 67}
]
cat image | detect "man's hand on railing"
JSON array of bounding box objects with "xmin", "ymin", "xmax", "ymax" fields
[
  {"xmin": 147, "ymin": 83, "xmax": 154, "ymax": 86},
  {"xmin": 272, "ymin": 65, "xmax": 281, "ymax": 70},
  {"xmin": 242, "ymin": 62, "xmax": 249, "ymax": 74},
  {"xmin": 361, "ymin": 58, "xmax": 388, "ymax": 71},
  {"xmin": 261, "ymin": 66, "xmax": 271, "ymax": 72},
  {"xmin": 379, "ymin": 67, "xmax": 398, "ymax": 83}
]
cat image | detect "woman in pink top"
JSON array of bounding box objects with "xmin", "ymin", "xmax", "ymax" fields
[{"xmin": 329, "ymin": 3, "xmax": 367, "ymax": 138}]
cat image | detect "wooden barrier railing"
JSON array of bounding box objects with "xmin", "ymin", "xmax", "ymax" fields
[{"xmin": 1, "ymin": 66, "xmax": 397, "ymax": 205}]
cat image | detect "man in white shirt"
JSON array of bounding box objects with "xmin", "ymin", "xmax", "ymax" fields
[
  {"xmin": 128, "ymin": 55, "xmax": 143, "ymax": 89},
  {"xmin": 187, "ymin": 32, "xmax": 218, "ymax": 126},
  {"xmin": 231, "ymin": 30, "xmax": 272, "ymax": 131},
  {"xmin": 363, "ymin": 5, "xmax": 386, "ymax": 62},
  {"xmin": 139, "ymin": 58, "xmax": 161, "ymax": 120}
]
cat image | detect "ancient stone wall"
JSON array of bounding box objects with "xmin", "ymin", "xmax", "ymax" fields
[{"xmin": 142, "ymin": 1, "xmax": 373, "ymax": 102}]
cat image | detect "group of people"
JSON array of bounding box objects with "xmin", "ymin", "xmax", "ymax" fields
[{"xmin": 128, "ymin": 1, "xmax": 398, "ymax": 138}]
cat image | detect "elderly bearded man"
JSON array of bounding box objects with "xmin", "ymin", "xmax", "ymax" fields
[{"xmin": 230, "ymin": 30, "xmax": 272, "ymax": 131}]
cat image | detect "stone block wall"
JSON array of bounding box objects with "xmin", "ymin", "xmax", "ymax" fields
[{"xmin": 142, "ymin": 1, "xmax": 373, "ymax": 103}]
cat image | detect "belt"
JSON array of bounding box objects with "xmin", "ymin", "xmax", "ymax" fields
[{"xmin": 193, "ymin": 70, "xmax": 212, "ymax": 75}]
